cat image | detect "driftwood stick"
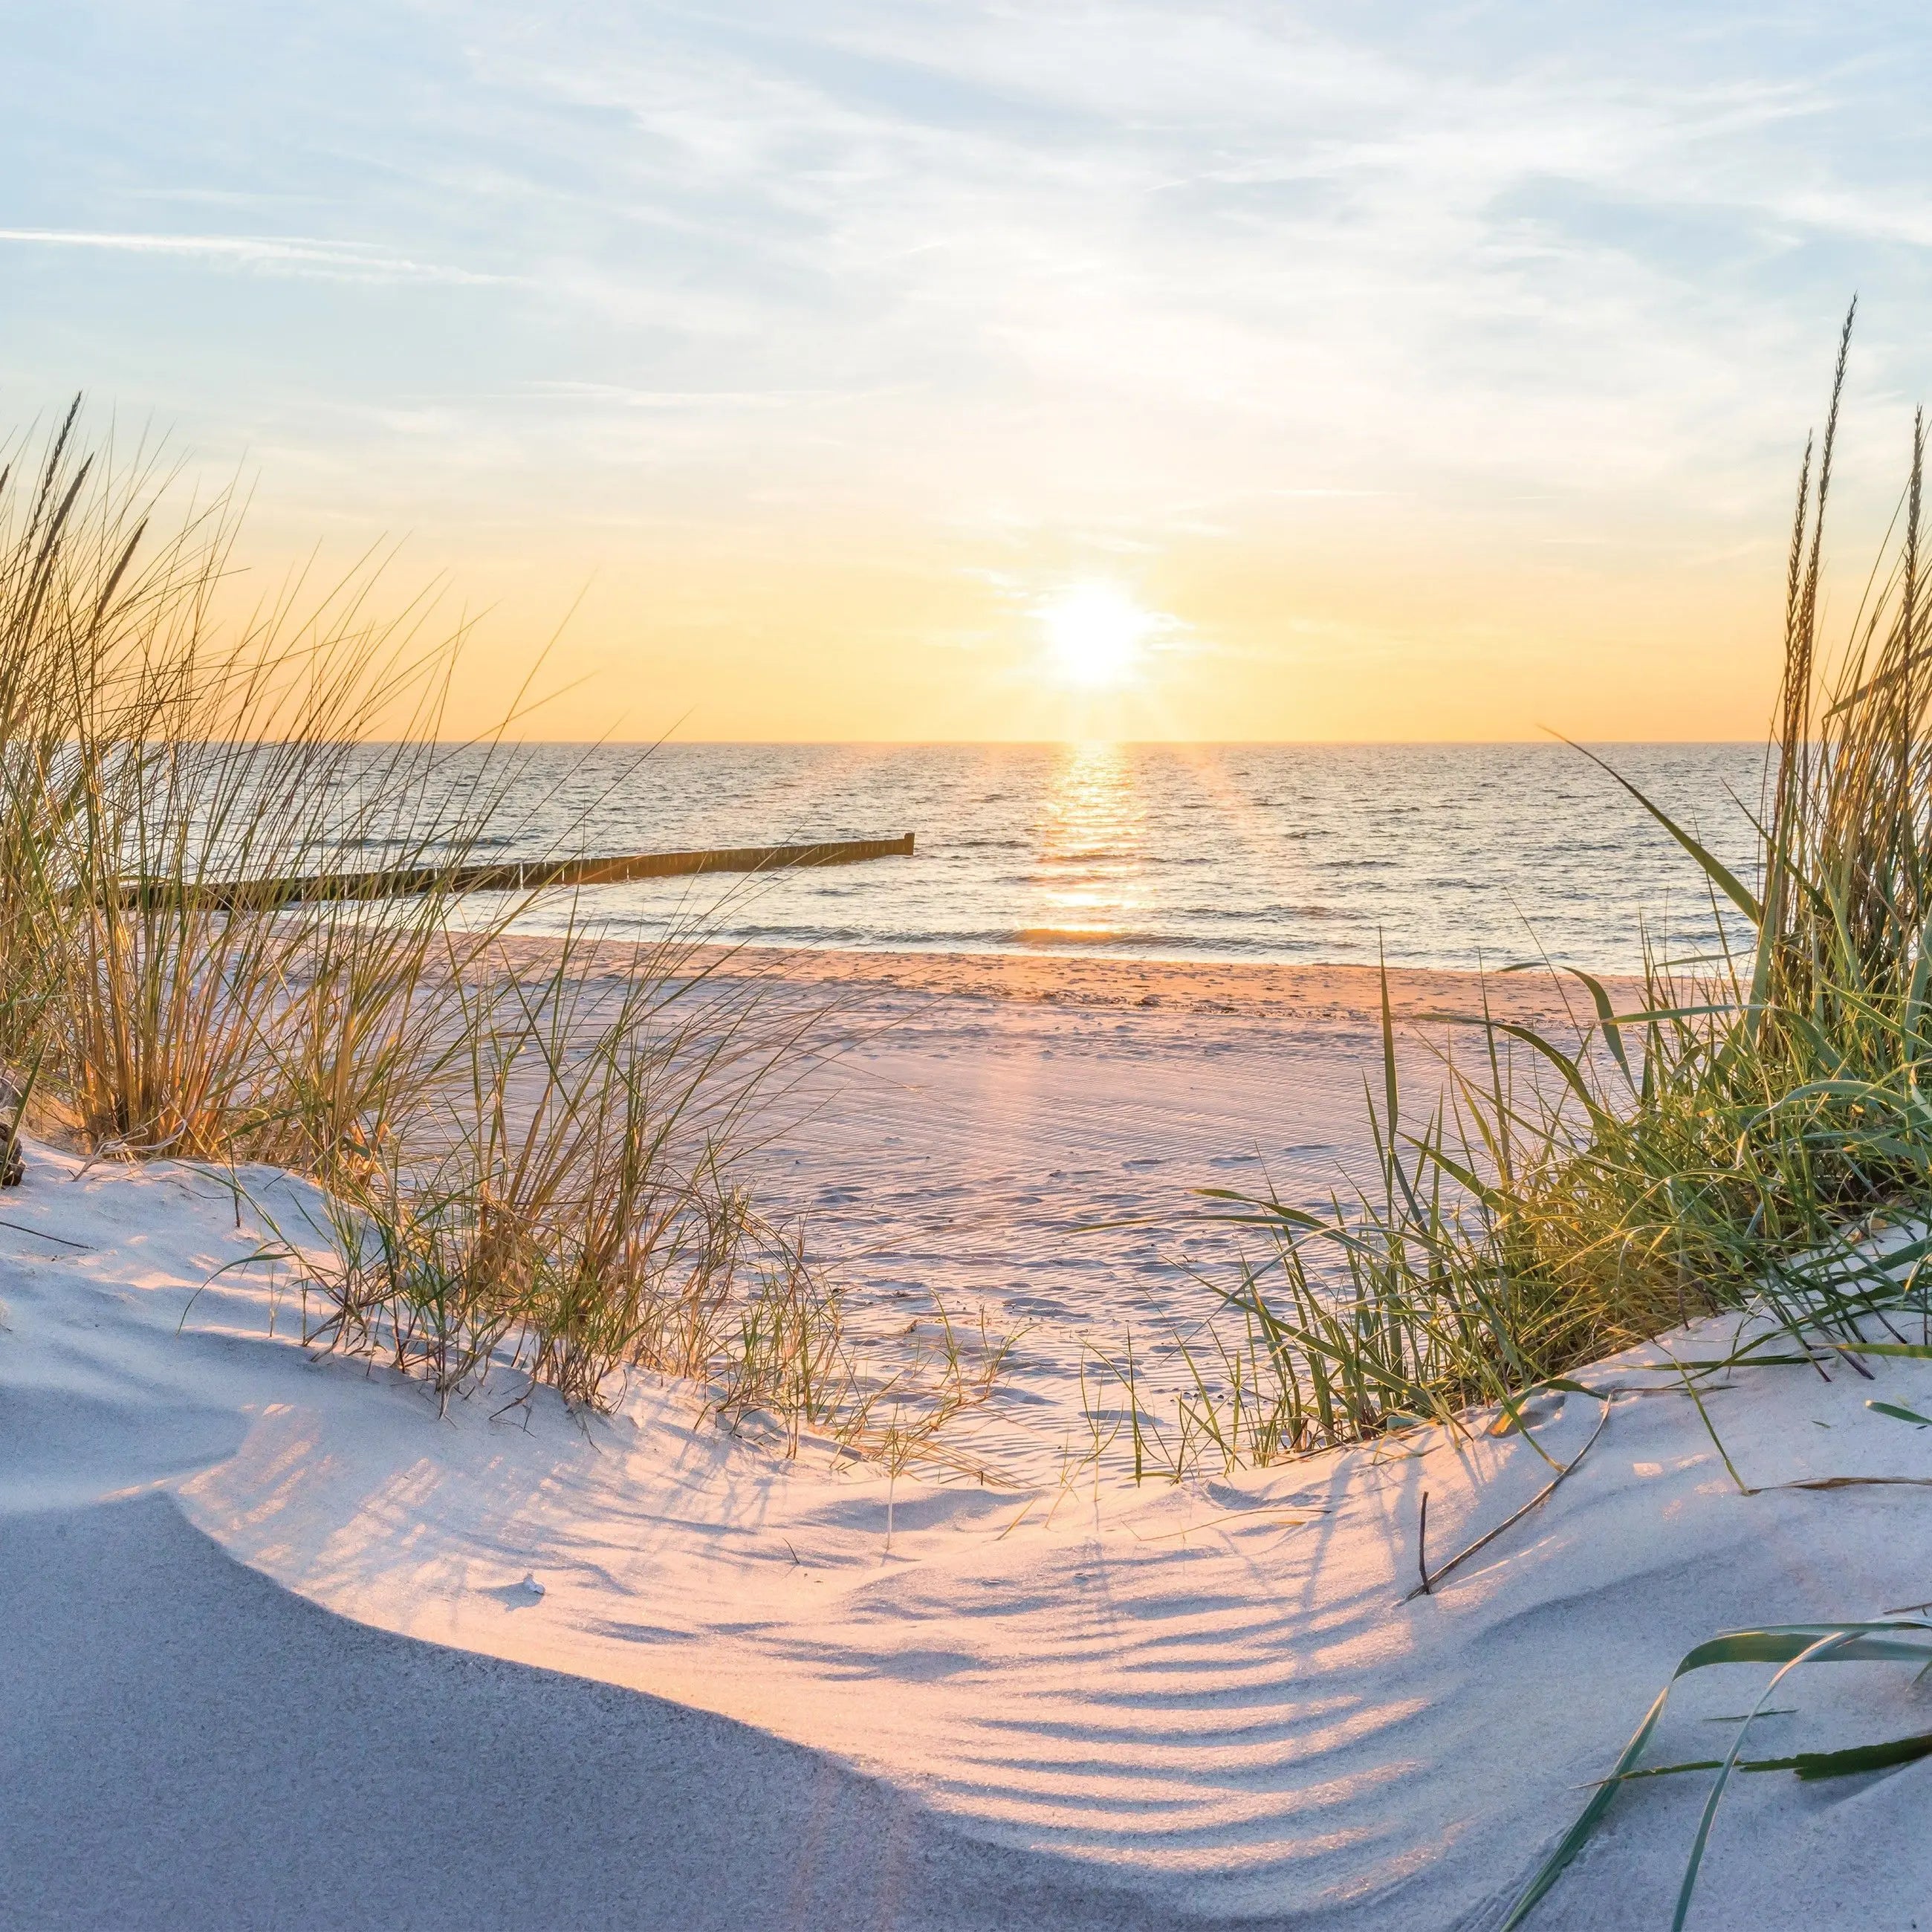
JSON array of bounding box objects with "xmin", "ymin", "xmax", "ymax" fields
[{"xmin": 1405, "ymin": 1397, "xmax": 1612, "ymax": 1603}]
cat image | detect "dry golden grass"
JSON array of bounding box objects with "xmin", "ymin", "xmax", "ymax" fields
[
  {"xmin": 1089, "ymin": 305, "xmax": 1932, "ymax": 1478},
  {"xmin": 0, "ymin": 399, "xmax": 1005, "ymax": 1466}
]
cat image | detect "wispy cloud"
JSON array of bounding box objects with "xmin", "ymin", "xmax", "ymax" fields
[
  {"xmin": 526, "ymin": 380, "xmax": 869, "ymax": 410},
  {"xmin": 4, "ymin": 1, "xmax": 1931, "ymax": 733},
  {"xmin": 432, "ymin": 3, "xmax": 1901, "ymax": 527},
  {"xmin": 0, "ymin": 229, "xmax": 505, "ymax": 285}
]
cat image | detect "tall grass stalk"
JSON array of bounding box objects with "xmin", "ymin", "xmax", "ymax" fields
[
  {"xmin": 0, "ymin": 401, "xmax": 1000, "ymax": 1461},
  {"xmin": 1102, "ymin": 307, "xmax": 1932, "ymax": 1475}
]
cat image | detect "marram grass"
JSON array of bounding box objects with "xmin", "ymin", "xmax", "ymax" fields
[
  {"xmin": 0, "ymin": 400, "xmax": 1005, "ymax": 1468},
  {"xmin": 1083, "ymin": 305, "xmax": 1932, "ymax": 1485},
  {"xmin": 1117, "ymin": 305, "xmax": 1932, "ymax": 1927}
]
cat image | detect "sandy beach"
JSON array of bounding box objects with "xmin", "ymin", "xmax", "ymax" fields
[
  {"xmin": 24, "ymin": 7, "xmax": 1930, "ymax": 1920},
  {"xmin": 10, "ymin": 949, "xmax": 1932, "ymax": 1929},
  {"xmin": 646, "ymin": 947, "xmax": 1645, "ymax": 1485},
  {"xmin": 651, "ymin": 945, "xmax": 1645, "ymax": 1025}
]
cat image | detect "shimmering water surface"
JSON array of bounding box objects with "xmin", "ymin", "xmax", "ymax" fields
[{"xmin": 469, "ymin": 742, "xmax": 1765, "ymax": 973}]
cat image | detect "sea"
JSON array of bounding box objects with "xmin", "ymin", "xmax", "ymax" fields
[{"xmin": 451, "ymin": 742, "xmax": 1767, "ymax": 976}]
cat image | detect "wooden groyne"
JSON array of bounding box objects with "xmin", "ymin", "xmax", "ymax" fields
[{"xmin": 114, "ymin": 833, "xmax": 915, "ymax": 912}]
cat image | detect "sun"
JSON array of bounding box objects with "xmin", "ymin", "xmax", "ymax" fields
[{"xmin": 1038, "ymin": 584, "xmax": 1155, "ymax": 689}]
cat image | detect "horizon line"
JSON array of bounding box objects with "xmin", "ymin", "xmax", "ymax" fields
[{"xmin": 392, "ymin": 736, "xmax": 1774, "ymax": 750}]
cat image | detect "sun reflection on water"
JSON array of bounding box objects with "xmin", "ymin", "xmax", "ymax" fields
[{"xmin": 1020, "ymin": 742, "xmax": 1146, "ymax": 948}]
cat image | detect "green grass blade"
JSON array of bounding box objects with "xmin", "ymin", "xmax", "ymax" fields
[
  {"xmin": 1757, "ymin": 1728, "xmax": 1932, "ymax": 1780},
  {"xmin": 1865, "ymin": 1398, "xmax": 1932, "ymax": 1426},
  {"xmin": 1503, "ymin": 1623, "xmax": 1932, "ymax": 1927},
  {"xmin": 1554, "ymin": 733, "xmax": 1763, "ymax": 924}
]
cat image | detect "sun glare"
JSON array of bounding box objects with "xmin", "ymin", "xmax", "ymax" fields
[{"xmin": 1039, "ymin": 584, "xmax": 1156, "ymax": 689}]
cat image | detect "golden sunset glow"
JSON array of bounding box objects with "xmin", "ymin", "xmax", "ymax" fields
[
  {"xmin": 1039, "ymin": 586, "xmax": 1158, "ymax": 690},
  {"xmin": 1023, "ymin": 741, "xmax": 1145, "ymax": 944},
  {"xmin": 27, "ymin": 6, "xmax": 1911, "ymax": 745}
]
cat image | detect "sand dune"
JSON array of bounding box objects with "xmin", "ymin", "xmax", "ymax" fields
[
  {"xmin": 4, "ymin": 1496, "xmax": 1183, "ymax": 1931},
  {"xmin": 6, "ymin": 958, "xmax": 1932, "ymax": 1929}
]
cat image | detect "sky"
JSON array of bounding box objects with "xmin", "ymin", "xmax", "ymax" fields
[{"xmin": 5, "ymin": 3, "xmax": 1932, "ymax": 742}]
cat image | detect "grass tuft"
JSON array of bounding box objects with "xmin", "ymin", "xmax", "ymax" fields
[
  {"xmin": 1086, "ymin": 305, "xmax": 1932, "ymax": 1479},
  {"xmin": 0, "ymin": 401, "xmax": 1003, "ymax": 1468}
]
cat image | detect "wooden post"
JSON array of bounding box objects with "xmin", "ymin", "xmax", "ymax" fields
[{"xmin": 113, "ymin": 833, "xmax": 917, "ymax": 912}]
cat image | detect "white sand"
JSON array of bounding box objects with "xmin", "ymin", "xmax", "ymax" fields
[
  {"xmin": 7, "ymin": 958, "xmax": 1932, "ymax": 1929},
  {"xmin": 657, "ymin": 947, "xmax": 1636, "ymax": 1484}
]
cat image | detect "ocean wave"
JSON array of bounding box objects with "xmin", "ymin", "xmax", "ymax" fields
[
  {"xmin": 1011, "ymin": 927, "xmax": 1138, "ymax": 947},
  {"xmin": 420, "ymin": 742, "xmax": 1766, "ymax": 973},
  {"xmin": 1179, "ymin": 904, "xmax": 1346, "ymax": 921}
]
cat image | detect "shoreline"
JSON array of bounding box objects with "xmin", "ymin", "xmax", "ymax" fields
[
  {"xmin": 496, "ymin": 935, "xmax": 1648, "ymax": 1031},
  {"xmin": 480, "ymin": 936, "xmax": 1651, "ymax": 1492}
]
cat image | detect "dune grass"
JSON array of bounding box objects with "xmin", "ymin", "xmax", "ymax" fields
[
  {"xmin": 0, "ymin": 400, "xmax": 1003, "ymax": 1463},
  {"xmin": 1066, "ymin": 308, "xmax": 1932, "ymax": 1920},
  {"xmin": 1016, "ymin": 308, "xmax": 1932, "ymax": 1921},
  {"xmin": 1500, "ymin": 1615, "xmax": 1932, "ymax": 1931},
  {"xmin": 1074, "ymin": 306, "xmax": 1932, "ymax": 1481}
]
